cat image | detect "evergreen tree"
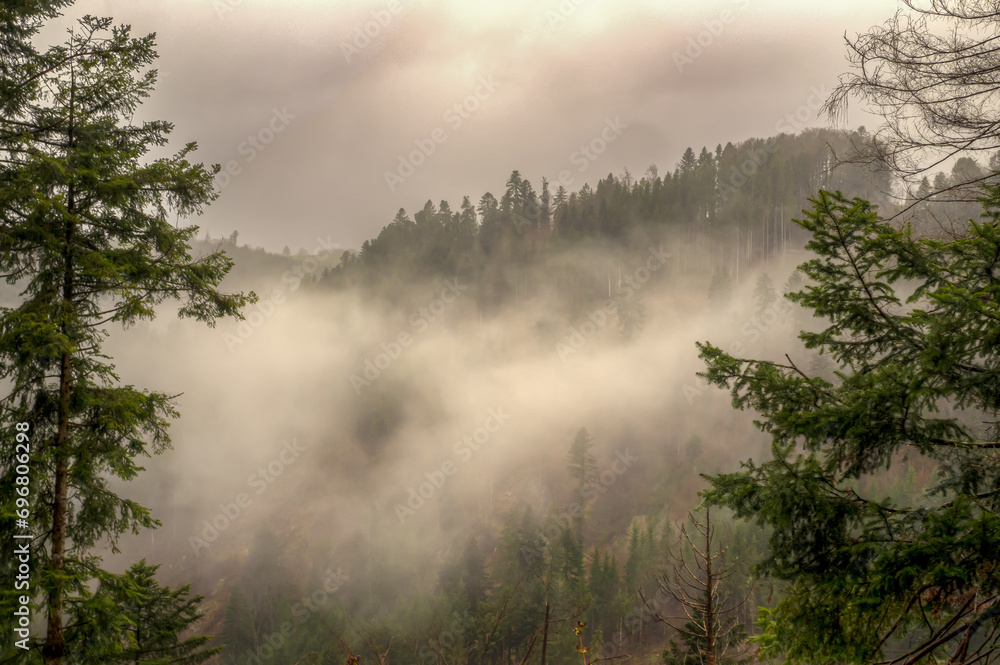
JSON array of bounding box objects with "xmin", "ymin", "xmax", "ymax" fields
[
  {"xmin": 565, "ymin": 427, "xmax": 597, "ymax": 563},
  {"xmin": 94, "ymin": 560, "xmax": 220, "ymax": 665},
  {"xmin": 0, "ymin": 1, "xmax": 73, "ymax": 121},
  {"xmin": 614, "ymin": 284, "xmax": 645, "ymax": 340},
  {"xmin": 0, "ymin": 13, "xmax": 252, "ymax": 664},
  {"xmin": 707, "ymin": 267, "xmax": 733, "ymax": 307},
  {"xmin": 678, "ymin": 147, "xmax": 697, "ymax": 173},
  {"xmin": 752, "ymin": 272, "xmax": 776, "ymax": 316},
  {"xmin": 219, "ymin": 587, "xmax": 255, "ymax": 665},
  {"xmin": 539, "ymin": 177, "xmax": 552, "ymax": 230},
  {"xmin": 555, "ymin": 523, "xmax": 585, "ymax": 586},
  {"xmin": 566, "ymin": 428, "xmax": 597, "ymax": 493},
  {"xmin": 588, "ymin": 549, "xmax": 620, "ymax": 641},
  {"xmin": 553, "ymin": 184, "xmax": 568, "ymax": 209},
  {"xmin": 699, "ymin": 188, "xmax": 1000, "ymax": 664},
  {"xmin": 505, "ymin": 170, "xmax": 523, "ymax": 210}
]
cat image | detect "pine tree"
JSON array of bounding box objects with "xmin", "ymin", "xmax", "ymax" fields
[
  {"xmin": 566, "ymin": 428, "xmax": 597, "ymax": 492},
  {"xmin": 0, "ymin": 13, "xmax": 252, "ymax": 664},
  {"xmin": 505, "ymin": 170, "xmax": 523, "ymax": 210},
  {"xmin": 219, "ymin": 587, "xmax": 255, "ymax": 665},
  {"xmin": 699, "ymin": 188, "xmax": 1000, "ymax": 664},
  {"xmin": 707, "ymin": 267, "xmax": 733, "ymax": 307},
  {"xmin": 93, "ymin": 560, "xmax": 221, "ymax": 665},
  {"xmin": 752, "ymin": 272, "xmax": 776, "ymax": 316},
  {"xmin": 460, "ymin": 537, "xmax": 488, "ymax": 612},
  {"xmin": 588, "ymin": 549, "xmax": 620, "ymax": 641},
  {"xmin": 566, "ymin": 427, "xmax": 597, "ymax": 539},
  {"xmin": 678, "ymin": 147, "xmax": 697, "ymax": 173},
  {"xmin": 540, "ymin": 176, "xmax": 552, "ymax": 230},
  {"xmin": 614, "ymin": 285, "xmax": 645, "ymax": 340}
]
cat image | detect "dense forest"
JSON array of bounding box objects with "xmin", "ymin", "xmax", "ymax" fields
[{"xmin": 3, "ymin": 2, "xmax": 1000, "ymax": 665}]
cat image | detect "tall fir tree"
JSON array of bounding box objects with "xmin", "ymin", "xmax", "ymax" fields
[
  {"xmin": 0, "ymin": 12, "xmax": 252, "ymax": 664},
  {"xmin": 84, "ymin": 560, "xmax": 221, "ymax": 665},
  {"xmin": 753, "ymin": 272, "xmax": 776, "ymax": 316},
  {"xmin": 218, "ymin": 586, "xmax": 255, "ymax": 665},
  {"xmin": 700, "ymin": 188, "xmax": 1000, "ymax": 664}
]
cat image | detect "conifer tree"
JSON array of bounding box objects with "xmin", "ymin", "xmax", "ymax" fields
[
  {"xmin": 92, "ymin": 560, "xmax": 220, "ymax": 665},
  {"xmin": 0, "ymin": 12, "xmax": 252, "ymax": 664},
  {"xmin": 707, "ymin": 267, "xmax": 733, "ymax": 307},
  {"xmin": 752, "ymin": 273, "xmax": 776, "ymax": 316},
  {"xmin": 566, "ymin": 428, "xmax": 597, "ymax": 496},
  {"xmin": 700, "ymin": 188, "xmax": 1000, "ymax": 664},
  {"xmin": 219, "ymin": 587, "xmax": 255, "ymax": 665}
]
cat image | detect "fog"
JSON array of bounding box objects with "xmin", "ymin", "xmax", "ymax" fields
[
  {"xmin": 96, "ymin": 238, "xmax": 809, "ymax": 609},
  {"xmin": 48, "ymin": 0, "xmax": 894, "ymax": 252},
  {"xmin": 6, "ymin": 2, "xmax": 932, "ymax": 661}
]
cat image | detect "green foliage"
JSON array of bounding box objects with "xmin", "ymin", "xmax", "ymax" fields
[
  {"xmin": 0, "ymin": 8, "xmax": 251, "ymax": 661},
  {"xmin": 588, "ymin": 549, "xmax": 620, "ymax": 640},
  {"xmin": 753, "ymin": 272, "xmax": 776, "ymax": 316},
  {"xmin": 87, "ymin": 560, "xmax": 220, "ymax": 665},
  {"xmin": 219, "ymin": 586, "xmax": 254, "ymax": 665},
  {"xmin": 661, "ymin": 611, "xmax": 749, "ymax": 665},
  {"xmin": 326, "ymin": 130, "xmax": 892, "ymax": 310},
  {"xmin": 567, "ymin": 427, "xmax": 597, "ymax": 488},
  {"xmin": 699, "ymin": 188, "xmax": 1000, "ymax": 663}
]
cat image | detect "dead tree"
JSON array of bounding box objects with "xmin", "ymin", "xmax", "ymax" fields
[
  {"xmin": 824, "ymin": 0, "xmax": 1000, "ymax": 216},
  {"xmin": 641, "ymin": 506, "xmax": 751, "ymax": 665}
]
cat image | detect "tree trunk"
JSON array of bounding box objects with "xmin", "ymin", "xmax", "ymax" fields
[
  {"xmin": 45, "ymin": 69, "xmax": 75, "ymax": 665},
  {"xmin": 704, "ymin": 505, "xmax": 716, "ymax": 665}
]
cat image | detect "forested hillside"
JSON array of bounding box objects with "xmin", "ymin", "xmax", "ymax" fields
[{"xmin": 4, "ymin": 2, "xmax": 1000, "ymax": 665}]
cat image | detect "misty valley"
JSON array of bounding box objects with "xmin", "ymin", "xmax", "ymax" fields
[{"xmin": 3, "ymin": 3, "xmax": 1000, "ymax": 665}]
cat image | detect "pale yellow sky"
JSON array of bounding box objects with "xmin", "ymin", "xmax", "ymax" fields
[{"xmin": 46, "ymin": 0, "xmax": 900, "ymax": 251}]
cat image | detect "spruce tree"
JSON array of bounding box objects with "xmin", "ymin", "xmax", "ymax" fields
[
  {"xmin": 0, "ymin": 12, "xmax": 252, "ymax": 664},
  {"xmin": 707, "ymin": 267, "xmax": 733, "ymax": 307},
  {"xmin": 566, "ymin": 427, "xmax": 597, "ymax": 497},
  {"xmin": 614, "ymin": 285, "xmax": 645, "ymax": 341},
  {"xmin": 91, "ymin": 560, "xmax": 220, "ymax": 665},
  {"xmin": 219, "ymin": 587, "xmax": 255, "ymax": 665},
  {"xmin": 752, "ymin": 272, "xmax": 776, "ymax": 316},
  {"xmin": 699, "ymin": 189, "xmax": 1000, "ymax": 664}
]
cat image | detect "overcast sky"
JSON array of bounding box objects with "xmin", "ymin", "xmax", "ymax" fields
[{"xmin": 47, "ymin": 0, "xmax": 897, "ymax": 252}]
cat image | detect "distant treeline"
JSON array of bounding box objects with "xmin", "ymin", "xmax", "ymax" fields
[{"xmin": 321, "ymin": 129, "xmax": 894, "ymax": 299}]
